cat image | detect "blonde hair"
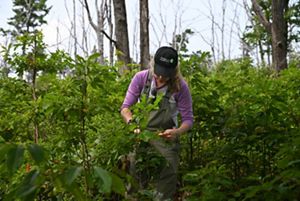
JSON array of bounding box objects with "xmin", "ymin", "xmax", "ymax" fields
[{"xmin": 149, "ymin": 59, "xmax": 182, "ymax": 93}]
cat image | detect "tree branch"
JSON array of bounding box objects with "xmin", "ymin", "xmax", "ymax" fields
[
  {"xmin": 101, "ymin": 29, "xmax": 117, "ymax": 44},
  {"xmin": 83, "ymin": 0, "xmax": 98, "ymax": 31},
  {"xmin": 251, "ymin": 0, "xmax": 271, "ymax": 33}
]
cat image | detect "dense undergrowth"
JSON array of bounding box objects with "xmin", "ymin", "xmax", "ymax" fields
[{"xmin": 1, "ymin": 48, "xmax": 300, "ymax": 200}]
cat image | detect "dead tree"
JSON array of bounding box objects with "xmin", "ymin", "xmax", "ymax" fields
[
  {"xmin": 251, "ymin": 0, "xmax": 289, "ymax": 71},
  {"xmin": 83, "ymin": 0, "xmax": 106, "ymax": 64},
  {"xmin": 139, "ymin": 0, "xmax": 150, "ymax": 70},
  {"xmin": 113, "ymin": 0, "xmax": 130, "ymax": 72},
  {"xmin": 106, "ymin": 0, "xmax": 114, "ymax": 65}
]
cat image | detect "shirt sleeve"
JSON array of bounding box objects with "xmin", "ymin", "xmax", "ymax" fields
[
  {"xmin": 176, "ymin": 79, "xmax": 194, "ymax": 128},
  {"xmin": 121, "ymin": 71, "xmax": 146, "ymax": 110}
]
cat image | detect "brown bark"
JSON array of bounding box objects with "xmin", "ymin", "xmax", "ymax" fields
[
  {"xmin": 251, "ymin": 0, "xmax": 289, "ymax": 71},
  {"xmin": 251, "ymin": 0, "xmax": 271, "ymax": 33},
  {"xmin": 139, "ymin": 0, "xmax": 150, "ymax": 70},
  {"xmin": 271, "ymin": 0, "xmax": 288, "ymax": 71},
  {"xmin": 113, "ymin": 0, "xmax": 130, "ymax": 71}
]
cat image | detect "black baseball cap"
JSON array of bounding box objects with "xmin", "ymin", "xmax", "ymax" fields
[{"xmin": 154, "ymin": 46, "xmax": 178, "ymax": 77}]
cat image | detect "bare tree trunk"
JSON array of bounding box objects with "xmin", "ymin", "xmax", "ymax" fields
[
  {"xmin": 271, "ymin": 0, "xmax": 288, "ymax": 71},
  {"xmin": 251, "ymin": 0, "xmax": 288, "ymax": 71},
  {"xmin": 255, "ymin": 46, "xmax": 260, "ymax": 66},
  {"xmin": 258, "ymin": 40, "xmax": 265, "ymax": 66},
  {"xmin": 107, "ymin": 0, "xmax": 114, "ymax": 65},
  {"xmin": 221, "ymin": 0, "xmax": 226, "ymax": 60},
  {"xmin": 96, "ymin": 0, "xmax": 105, "ymax": 64},
  {"xmin": 228, "ymin": 1, "xmax": 239, "ymax": 60},
  {"xmin": 83, "ymin": 0, "xmax": 105, "ymax": 64},
  {"xmin": 132, "ymin": 16, "xmax": 139, "ymax": 63},
  {"xmin": 171, "ymin": 13, "xmax": 178, "ymax": 49},
  {"xmin": 139, "ymin": 0, "xmax": 150, "ymax": 70},
  {"xmin": 73, "ymin": 0, "xmax": 77, "ymax": 58},
  {"xmin": 243, "ymin": 0, "xmax": 258, "ymax": 62},
  {"xmin": 32, "ymin": 34, "xmax": 39, "ymax": 143},
  {"xmin": 208, "ymin": 1, "xmax": 217, "ymax": 63},
  {"xmin": 1, "ymin": 37, "xmax": 10, "ymax": 77},
  {"xmin": 267, "ymin": 44, "xmax": 271, "ymax": 66},
  {"xmin": 81, "ymin": 3, "xmax": 89, "ymax": 57},
  {"xmin": 64, "ymin": 0, "xmax": 74, "ymax": 55},
  {"xmin": 113, "ymin": 0, "xmax": 131, "ymax": 71},
  {"xmin": 56, "ymin": 26, "xmax": 59, "ymax": 50}
]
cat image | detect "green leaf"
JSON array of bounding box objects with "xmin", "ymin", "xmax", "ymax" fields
[
  {"xmin": 68, "ymin": 186, "xmax": 85, "ymax": 201},
  {"xmin": 27, "ymin": 144, "xmax": 47, "ymax": 165},
  {"xmin": 137, "ymin": 130, "xmax": 160, "ymax": 142},
  {"xmin": 94, "ymin": 166, "xmax": 112, "ymax": 193},
  {"xmin": 0, "ymin": 135, "xmax": 5, "ymax": 143},
  {"xmin": 6, "ymin": 144, "xmax": 25, "ymax": 175},
  {"xmin": 15, "ymin": 170, "xmax": 39, "ymax": 198},
  {"xmin": 287, "ymin": 159, "xmax": 300, "ymax": 167},
  {"xmin": 0, "ymin": 143, "xmax": 11, "ymax": 161},
  {"xmin": 87, "ymin": 53, "xmax": 101, "ymax": 64},
  {"xmin": 110, "ymin": 173, "xmax": 125, "ymax": 195},
  {"xmin": 63, "ymin": 166, "xmax": 83, "ymax": 186}
]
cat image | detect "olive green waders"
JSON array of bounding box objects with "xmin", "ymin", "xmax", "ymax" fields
[{"xmin": 130, "ymin": 71, "xmax": 180, "ymax": 200}]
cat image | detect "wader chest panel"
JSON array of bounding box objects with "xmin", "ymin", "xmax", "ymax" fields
[{"xmin": 142, "ymin": 71, "xmax": 178, "ymax": 131}]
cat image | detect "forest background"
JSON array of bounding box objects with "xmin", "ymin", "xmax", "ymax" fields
[
  {"xmin": 0, "ymin": 0, "xmax": 249, "ymax": 64},
  {"xmin": 1, "ymin": 0, "xmax": 300, "ymax": 200}
]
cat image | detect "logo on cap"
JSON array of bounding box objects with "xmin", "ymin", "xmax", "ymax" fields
[{"xmin": 159, "ymin": 57, "xmax": 172, "ymax": 63}]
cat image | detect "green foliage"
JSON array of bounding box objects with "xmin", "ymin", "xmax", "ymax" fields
[
  {"xmin": 5, "ymin": 170, "xmax": 41, "ymax": 201},
  {"xmin": 94, "ymin": 166, "xmax": 112, "ymax": 193},
  {"xmin": 6, "ymin": 144, "xmax": 25, "ymax": 176},
  {"xmin": 180, "ymin": 50, "xmax": 212, "ymax": 77},
  {"xmin": 27, "ymin": 144, "xmax": 47, "ymax": 165},
  {"xmin": 0, "ymin": 77, "xmax": 32, "ymax": 141},
  {"xmin": 2, "ymin": 31, "xmax": 300, "ymax": 200},
  {"xmin": 180, "ymin": 59, "xmax": 300, "ymax": 200},
  {"xmin": 0, "ymin": 49, "xmax": 129, "ymax": 200},
  {"xmin": 131, "ymin": 93, "xmax": 163, "ymax": 132},
  {"xmin": 183, "ymin": 163, "xmax": 235, "ymax": 201},
  {"xmin": 7, "ymin": 0, "xmax": 51, "ymax": 35},
  {"xmin": 243, "ymin": 0, "xmax": 300, "ymax": 62},
  {"xmin": 3, "ymin": 31, "xmax": 55, "ymax": 77},
  {"xmin": 174, "ymin": 28, "xmax": 195, "ymax": 53}
]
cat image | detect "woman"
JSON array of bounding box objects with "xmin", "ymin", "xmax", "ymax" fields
[{"xmin": 120, "ymin": 46, "xmax": 193, "ymax": 200}]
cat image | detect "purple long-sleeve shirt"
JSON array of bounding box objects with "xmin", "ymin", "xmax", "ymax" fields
[{"xmin": 121, "ymin": 70, "xmax": 193, "ymax": 128}]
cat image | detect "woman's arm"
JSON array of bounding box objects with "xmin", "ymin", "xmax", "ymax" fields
[
  {"xmin": 159, "ymin": 80, "xmax": 193, "ymax": 139},
  {"xmin": 176, "ymin": 79, "xmax": 194, "ymax": 129},
  {"xmin": 120, "ymin": 70, "xmax": 148, "ymax": 123}
]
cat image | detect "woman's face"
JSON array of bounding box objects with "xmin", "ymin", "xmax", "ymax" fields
[{"xmin": 153, "ymin": 73, "xmax": 170, "ymax": 83}]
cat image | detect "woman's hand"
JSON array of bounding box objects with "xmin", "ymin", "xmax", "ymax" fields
[
  {"xmin": 120, "ymin": 108, "xmax": 133, "ymax": 124},
  {"xmin": 158, "ymin": 128, "xmax": 178, "ymax": 140}
]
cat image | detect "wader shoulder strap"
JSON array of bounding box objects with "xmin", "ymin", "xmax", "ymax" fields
[
  {"xmin": 141, "ymin": 70, "xmax": 152, "ymax": 96},
  {"xmin": 164, "ymin": 88, "xmax": 172, "ymax": 100},
  {"xmin": 141, "ymin": 70, "xmax": 173, "ymax": 102}
]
